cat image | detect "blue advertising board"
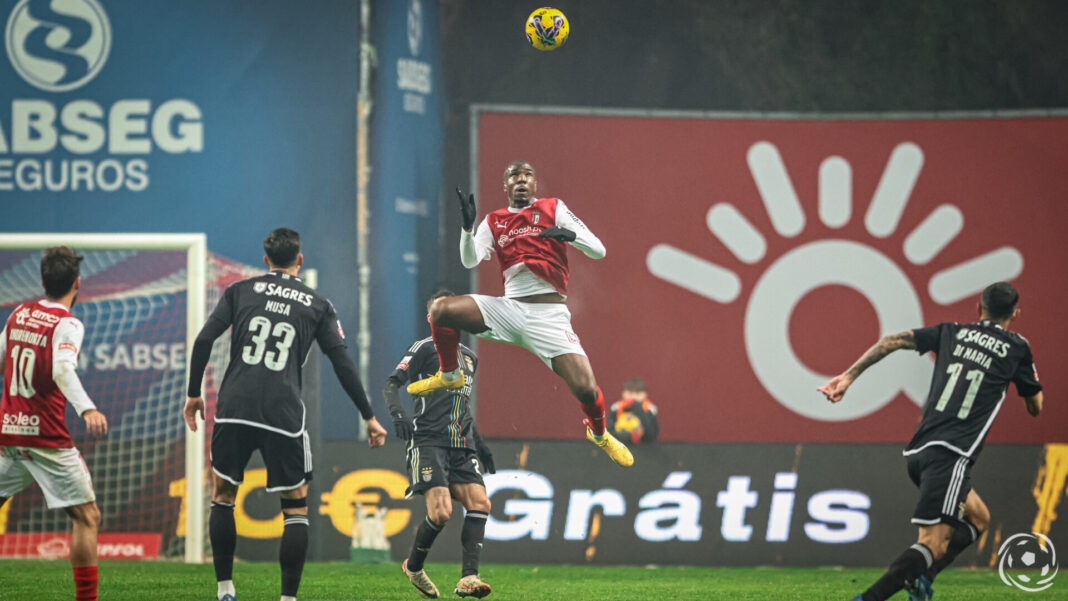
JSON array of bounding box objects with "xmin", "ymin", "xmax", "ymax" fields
[
  {"xmin": 1, "ymin": 0, "xmax": 444, "ymax": 438},
  {"xmin": 359, "ymin": 0, "xmax": 444, "ymax": 438}
]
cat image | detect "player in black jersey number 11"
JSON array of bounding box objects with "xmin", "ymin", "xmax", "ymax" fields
[
  {"xmin": 184, "ymin": 228, "xmax": 387, "ymax": 601},
  {"xmin": 818, "ymin": 282, "xmax": 1044, "ymax": 601}
]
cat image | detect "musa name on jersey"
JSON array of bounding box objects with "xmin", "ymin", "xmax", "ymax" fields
[
  {"xmin": 906, "ymin": 320, "xmax": 1042, "ymax": 459},
  {"xmin": 389, "ymin": 337, "xmax": 477, "ymax": 449},
  {"xmin": 210, "ymin": 272, "xmax": 346, "ymax": 436}
]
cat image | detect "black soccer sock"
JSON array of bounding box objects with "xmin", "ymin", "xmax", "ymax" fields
[
  {"xmin": 279, "ymin": 514, "xmax": 309, "ymax": 597},
  {"xmin": 209, "ymin": 501, "xmax": 236, "ymax": 583},
  {"xmin": 407, "ymin": 515, "xmax": 444, "ymax": 572},
  {"xmin": 862, "ymin": 543, "xmax": 933, "ymax": 601},
  {"xmin": 461, "ymin": 511, "xmax": 488, "ymax": 577},
  {"xmin": 926, "ymin": 521, "xmax": 979, "ymax": 582}
]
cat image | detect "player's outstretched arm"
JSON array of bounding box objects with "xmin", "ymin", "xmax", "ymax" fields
[
  {"xmin": 323, "ymin": 345, "xmax": 386, "ymax": 448},
  {"xmin": 818, "ymin": 330, "xmax": 917, "ymax": 403},
  {"xmin": 1025, "ymin": 391, "xmax": 1043, "ymax": 416}
]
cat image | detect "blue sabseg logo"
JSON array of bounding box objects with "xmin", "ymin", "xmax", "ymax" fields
[{"xmin": 1, "ymin": 0, "xmax": 204, "ymax": 193}]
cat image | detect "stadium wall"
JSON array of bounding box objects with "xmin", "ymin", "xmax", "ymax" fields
[
  {"xmin": 470, "ymin": 109, "xmax": 1068, "ymax": 445},
  {"xmin": 224, "ymin": 439, "xmax": 1066, "ymax": 566}
]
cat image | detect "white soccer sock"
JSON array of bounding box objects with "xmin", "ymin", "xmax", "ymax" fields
[
  {"xmin": 218, "ymin": 580, "xmax": 236, "ymax": 599},
  {"xmin": 442, "ymin": 368, "xmax": 462, "ymax": 382},
  {"xmin": 281, "ymin": 596, "xmax": 297, "ymax": 601}
]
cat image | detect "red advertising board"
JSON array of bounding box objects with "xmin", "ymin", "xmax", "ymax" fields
[
  {"xmin": 0, "ymin": 532, "xmax": 161, "ymax": 560},
  {"xmin": 474, "ymin": 110, "xmax": 1068, "ymax": 443}
]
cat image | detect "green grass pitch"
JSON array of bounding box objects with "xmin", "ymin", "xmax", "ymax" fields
[{"xmin": 0, "ymin": 560, "xmax": 1052, "ymax": 600}]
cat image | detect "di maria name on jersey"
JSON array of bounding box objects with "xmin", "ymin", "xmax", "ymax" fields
[{"xmin": 906, "ymin": 320, "xmax": 1041, "ymax": 459}]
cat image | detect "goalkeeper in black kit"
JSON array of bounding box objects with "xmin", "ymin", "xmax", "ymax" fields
[
  {"xmin": 386, "ymin": 290, "xmax": 495, "ymax": 599},
  {"xmin": 184, "ymin": 228, "xmax": 387, "ymax": 601}
]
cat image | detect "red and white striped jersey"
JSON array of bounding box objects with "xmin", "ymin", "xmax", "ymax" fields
[
  {"xmin": 461, "ymin": 197, "xmax": 605, "ymax": 297},
  {"xmin": 0, "ymin": 301, "xmax": 94, "ymax": 449}
]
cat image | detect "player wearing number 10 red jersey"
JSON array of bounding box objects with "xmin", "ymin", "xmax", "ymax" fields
[
  {"xmin": 819, "ymin": 282, "xmax": 1044, "ymax": 601},
  {"xmin": 184, "ymin": 228, "xmax": 386, "ymax": 601},
  {"xmin": 0, "ymin": 247, "xmax": 108, "ymax": 601}
]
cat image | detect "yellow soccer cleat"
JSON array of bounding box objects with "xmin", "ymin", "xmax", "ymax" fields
[
  {"xmin": 454, "ymin": 574, "xmax": 492, "ymax": 599},
  {"xmin": 406, "ymin": 371, "xmax": 466, "ymax": 397},
  {"xmin": 586, "ymin": 426, "xmax": 635, "ymax": 467}
]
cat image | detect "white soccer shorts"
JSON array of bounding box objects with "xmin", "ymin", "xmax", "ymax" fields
[
  {"xmin": 0, "ymin": 446, "xmax": 96, "ymax": 509},
  {"xmin": 470, "ymin": 295, "xmax": 586, "ymax": 368}
]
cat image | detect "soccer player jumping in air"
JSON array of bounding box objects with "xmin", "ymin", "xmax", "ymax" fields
[
  {"xmin": 406, "ymin": 161, "xmax": 633, "ymax": 467},
  {"xmin": 184, "ymin": 228, "xmax": 387, "ymax": 601},
  {"xmin": 0, "ymin": 247, "xmax": 108, "ymax": 601},
  {"xmin": 818, "ymin": 282, "xmax": 1043, "ymax": 601}
]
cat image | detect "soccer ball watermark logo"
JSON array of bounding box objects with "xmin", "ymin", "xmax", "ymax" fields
[
  {"xmin": 5, "ymin": 0, "xmax": 111, "ymax": 92},
  {"xmin": 648, "ymin": 141, "xmax": 1024, "ymax": 421},
  {"xmin": 998, "ymin": 532, "xmax": 1058, "ymax": 592}
]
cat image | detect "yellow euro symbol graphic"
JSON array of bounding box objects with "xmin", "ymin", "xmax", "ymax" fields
[{"xmin": 320, "ymin": 469, "xmax": 411, "ymax": 537}]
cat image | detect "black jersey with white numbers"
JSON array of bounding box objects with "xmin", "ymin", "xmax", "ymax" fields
[
  {"xmin": 906, "ymin": 321, "xmax": 1042, "ymax": 459},
  {"xmin": 388, "ymin": 338, "xmax": 477, "ymax": 449},
  {"xmin": 209, "ymin": 272, "xmax": 347, "ymax": 436}
]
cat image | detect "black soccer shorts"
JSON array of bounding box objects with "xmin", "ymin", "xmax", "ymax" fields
[
  {"xmin": 906, "ymin": 446, "xmax": 973, "ymax": 527},
  {"xmin": 211, "ymin": 423, "xmax": 312, "ymax": 492},
  {"xmin": 404, "ymin": 444, "xmax": 485, "ymax": 498}
]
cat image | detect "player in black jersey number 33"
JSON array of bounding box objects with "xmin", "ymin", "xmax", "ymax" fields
[
  {"xmin": 184, "ymin": 229, "xmax": 387, "ymax": 601},
  {"xmin": 819, "ymin": 282, "xmax": 1043, "ymax": 601}
]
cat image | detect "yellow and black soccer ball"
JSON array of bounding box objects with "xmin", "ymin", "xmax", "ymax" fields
[{"xmin": 525, "ymin": 7, "xmax": 569, "ymax": 51}]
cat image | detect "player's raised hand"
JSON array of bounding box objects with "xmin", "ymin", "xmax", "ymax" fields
[
  {"xmin": 184, "ymin": 396, "xmax": 205, "ymax": 432},
  {"xmin": 537, "ymin": 225, "xmax": 576, "ymax": 242},
  {"xmin": 83, "ymin": 409, "xmax": 108, "ymax": 438},
  {"xmin": 456, "ymin": 187, "xmax": 477, "ymax": 231},
  {"xmin": 818, "ymin": 374, "xmax": 852, "ymax": 403},
  {"xmin": 365, "ymin": 416, "xmax": 387, "ymax": 449}
]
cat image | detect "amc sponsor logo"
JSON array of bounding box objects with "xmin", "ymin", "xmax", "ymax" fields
[
  {"xmin": 1, "ymin": 0, "xmax": 204, "ymax": 193},
  {"xmin": 0, "ymin": 533, "xmax": 161, "ymax": 560}
]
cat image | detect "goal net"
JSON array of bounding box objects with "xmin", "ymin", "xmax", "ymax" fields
[{"xmin": 0, "ymin": 235, "xmax": 259, "ymax": 562}]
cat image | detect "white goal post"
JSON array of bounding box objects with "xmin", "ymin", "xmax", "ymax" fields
[{"xmin": 0, "ymin": 233, "xmax": 208, "ymax": 563}]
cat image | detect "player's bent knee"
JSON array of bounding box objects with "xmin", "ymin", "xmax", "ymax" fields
[{"xmin": 429, "ymin": 507, "xmax": 451, "ymax": 525}]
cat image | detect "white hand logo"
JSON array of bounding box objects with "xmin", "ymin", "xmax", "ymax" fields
[{"xmin": 648, "ymin": 141, "xmax": 1024, "ymax": 421}]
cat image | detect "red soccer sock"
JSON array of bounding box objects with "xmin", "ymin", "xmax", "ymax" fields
[
  {"xmin": 430, "ymin": 321, "xmax": 461, "ymax": 373},
  {"xmin": 581, "ymin": 387, "xmax": 607, "ymax": 436},
  {"xmin": 73, "ymin": 565, "xmax": 98, "ymax": 601}
]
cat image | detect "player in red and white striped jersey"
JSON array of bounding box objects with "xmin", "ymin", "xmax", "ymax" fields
[
  {"xmin": 0, "ymin": 247, "xmax": 108, "ymax": 601},
  {"xmin": 407, "ymin": 161, "xmax": 633, "ymax": 467}
]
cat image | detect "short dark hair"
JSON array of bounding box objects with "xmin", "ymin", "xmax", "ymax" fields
[
  {"xmin": 981, "ymin": 282, "xmax": 1019, "ymax": 320},
  {"xmin": 41, "ymin": 246, "xmax": 83, "ymax": 299},
  {"xmin": 622, "ymin": 377, "xmax": 646, "ymax": 393},
  {"xmin": 264, "ymin": 228, "xmax": 301, "ymax": 268},
  {"xmin": 428, "ymin": 289, "xmax": 454, "ymax": 309},
  {"xmin": 503, "ymin": 160, "xmax": 534, "ymax": 182}
]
